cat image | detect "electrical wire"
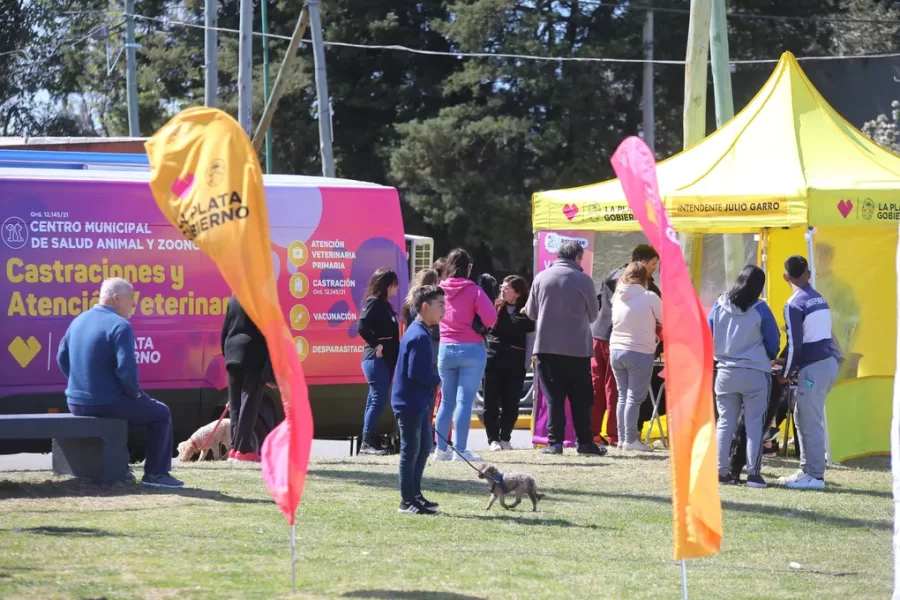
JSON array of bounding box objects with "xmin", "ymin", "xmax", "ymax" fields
[
  {"xmin": 133, "ymin": 14, "xmax": 900, "ymax": 66},
  {"xmin": 575, "ymin": 0, "xmax": 900, "ymax": 26}
]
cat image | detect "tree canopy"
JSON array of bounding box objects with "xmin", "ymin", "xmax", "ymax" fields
[{"xmin": 2, "ymin": 0, "xmax": 898, "ymax": 272}]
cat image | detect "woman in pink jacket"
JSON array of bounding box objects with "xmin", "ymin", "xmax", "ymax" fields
[{"xmin": 433, "ymin": 249, "xmax": 498, "ymax": 462}]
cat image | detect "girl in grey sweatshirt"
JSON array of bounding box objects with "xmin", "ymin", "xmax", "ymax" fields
[{"xmin": 707, "ymin": 265, "xmax": 781, "ymax": 488}]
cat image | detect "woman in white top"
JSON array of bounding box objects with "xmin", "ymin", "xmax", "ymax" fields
[{"xmin": 609, "ymin": 261, "xmax": 662, "ymax": 452}]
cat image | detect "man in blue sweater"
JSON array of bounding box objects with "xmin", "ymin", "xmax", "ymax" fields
[
  {"xmin": 776, "ymin": 256, "xmax": 841, "ymax": 490},
  {"xmin": 392, "ymin": 285, "xmax": 445, "ymax": 515},
  {"xmin": 57, "ymin": 278, "xmax": 183, "ymax": 488}
]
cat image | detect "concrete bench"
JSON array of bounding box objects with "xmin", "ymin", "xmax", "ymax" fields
[{"xmin": 0, "ymin": 414, "xmax": 129, "ymax": 484}]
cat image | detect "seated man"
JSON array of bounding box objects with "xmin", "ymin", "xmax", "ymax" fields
[{"xmin": 57, "ymin": 277, "xmax": 183, "ymax": 488}]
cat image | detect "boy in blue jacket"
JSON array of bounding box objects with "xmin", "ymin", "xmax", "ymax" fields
[{"xmin": 392, "ymin": 285, "xmax": 445, "ymax": 515}]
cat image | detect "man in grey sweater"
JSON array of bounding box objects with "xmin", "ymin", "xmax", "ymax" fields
[{"xmin": 525, "ymin": 242, "xmax": 605, "ymax": 456}]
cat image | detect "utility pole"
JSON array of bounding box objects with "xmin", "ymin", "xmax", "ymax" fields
[
  {"xmin": 238, "ymin": 0, "xmax": 253, "ymax": 135},
  {"xmin": 308, "ymin": 0, "xmax": 335, "ymax": 177},
  {"xmin": 261, "ymin": 0, "xmax": 273, "ymax": 173},
  {"xmin": 642, "ymin": 10, "xmax": 655, "ymax": 155},
  {"xmin": 204, "ymin": 0, "xmax": 217, "ymax": 107},
  {"xmin": 124, "ymin": 0, "xmax": 139, "ymax": 136},
  {"xmin": 253, "ymin": 8, "xmax": 310, "ymax": 152},
  {"xmin": 710, "ymin": 0, "xmax": 744, "ymax": 283},
  {"xmin": 681, "ymin": 0, "xmax": 713, "ymax": 284}
]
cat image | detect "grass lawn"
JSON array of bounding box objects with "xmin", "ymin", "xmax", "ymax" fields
[{"xmin": 0, "ymin": 449, "xmax": 892, "ymax": 599}]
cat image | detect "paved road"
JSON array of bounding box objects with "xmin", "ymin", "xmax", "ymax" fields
[{"xmin": 0, "ymin": 430, "xmax": 534, "ymax": 472}]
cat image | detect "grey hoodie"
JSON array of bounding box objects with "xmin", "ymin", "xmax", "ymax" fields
[
  {"xmin": 708, "ymin": 293, "xmax": 782, "ymax": 373},
  {"xmin": 525, "ymin": 259, "xmax": 598, "ymax": 357}
]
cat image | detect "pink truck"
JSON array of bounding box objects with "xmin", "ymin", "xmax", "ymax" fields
[{"xmin": 0, "ymin": 159, "xmax": 433, "ymax": 457}]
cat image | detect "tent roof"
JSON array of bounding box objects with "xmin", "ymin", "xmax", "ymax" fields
[{"xmin": 532, "ymin": 52, "xmax": 900, "ymax": 232}]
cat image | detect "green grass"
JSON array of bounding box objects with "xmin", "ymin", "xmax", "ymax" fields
[{"xmin": 0, "ymin": 450, "xmax": 892, "ymax": 599}]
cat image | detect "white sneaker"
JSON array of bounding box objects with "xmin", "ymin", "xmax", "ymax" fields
[
  {"xmin": 499, "ymin": 441, "xmax": 514, "ymax": 451},
  {"xmin": 433, "ymin": 448, "xmax": 454, "ymax": 462},
  {"xmin": 453, "ymin": 449, "xmax": 482, "ymax": 462},
  {"xmin": 622, "ymin": 441, "xmax": 654, "ymax": 453},
  {"xmin": 489, "ymin": 441, "xmax": 502, "ymax": 452},
  {"xmin": 778, "ymin": 470, "xmax": 825, "ymax": 490}
]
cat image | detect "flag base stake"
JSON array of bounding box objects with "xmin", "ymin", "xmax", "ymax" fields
[
  {"xmin": 681, "ymin": 559, "xmax": 688, "ymax": 600},
  {"xmin": 291, "ymin": 524, "xmax": 296, "ymax": 593}
]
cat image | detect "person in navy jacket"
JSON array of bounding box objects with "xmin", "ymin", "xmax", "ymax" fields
[
  {"xmin": 392, "ymin": 285, "xmax": 445, "ymax": 515},
  {"xmin": 57, "ymin": 278, "xmax": 182, "ymax": 489},
  {"xmin": 776, "ymin": 255, "xmax": 842, "ymax": 490}
]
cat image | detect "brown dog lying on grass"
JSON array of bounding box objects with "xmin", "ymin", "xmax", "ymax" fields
[{"xmin": 478, "ymin": 463, "xmax": 543, "ymax": 512}]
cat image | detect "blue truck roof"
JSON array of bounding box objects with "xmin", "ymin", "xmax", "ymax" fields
[{"xmin": 0, "ymin": 149, "xmax": 149, "ymax": 170}]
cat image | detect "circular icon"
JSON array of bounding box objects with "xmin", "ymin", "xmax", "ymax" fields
[
  {"xmin": 206, "ymin": 159, "xmax": 226, "ymax": 187},
  {"xmin": 292, "ymin": 336, "xmax": 309, "ymax": 362},
  {"xmin": 288, "ymin": 241, "xmax": 308, "ymax": 267},
  {"xmin": 2, "ymin": 216, "xmax": 28, "ymax": 250},
  {"xmin": 289, "ymin": 273, "xmax": 309, "ymax": 299},
  {"xmin": 862, "ymin": 198, "xmax": 875, "ymax": 221},
  {"xmin": 289, "ymin": 305, "xmax": 310, "ymax": 331}
]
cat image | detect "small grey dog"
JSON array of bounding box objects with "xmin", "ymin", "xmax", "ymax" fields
[{"xmin": 478, "ymin": 463, "xmax": 543, "ymax": 512}]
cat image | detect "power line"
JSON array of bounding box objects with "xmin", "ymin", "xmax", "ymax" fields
[
  {"xmin": 134, "ymin": 14, "xmax": 900, "ymax": 66},
  {"xmin": 3, "ymin": 11, "xmax": 899, "ymax": 70},
  {"xmin": 0, "ymin": 21, "xmax": 124, "ymax": 61},
  {"xmin": 576, "ymin": 0, "xmax": 900, "ymax": 26}
]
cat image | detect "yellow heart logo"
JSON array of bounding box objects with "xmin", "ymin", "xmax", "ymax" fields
[{"xmin": 9, "ymin": 336, "xmax": 41, "ymax": 368}]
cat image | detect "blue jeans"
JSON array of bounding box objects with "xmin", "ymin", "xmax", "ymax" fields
[
  {"xmin": 362, "ymin": 358, "xmax": 392, "ymax": 439},
  {"xmin": 610, "ymin": 349, "xmax": 655, "ymax": 444},
  {"xmin": 435, "ymin": 342, "xmax": 487, "ymax": 452},
  {"xmin": 68, "ymin": 392, "xmax": 173, "ymax": 476},
  {"xmin": 397, "ymin": 409, "xmax": 433, "ymax": 503}
]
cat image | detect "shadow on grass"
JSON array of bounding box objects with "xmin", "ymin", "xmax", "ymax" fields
[
  {"xmin": 0, "ymin": 478, "xmax": 268, "ymax": 504},
  {"xmin": 605, "ymin": 491, "xmax": 891, "ymax": 531},
  {"xmin": 343, "ymin": 591, "xmax": 486, "ymax": 600},
  {"xmin": 444, "ymin": 512, "xmax": 615, "ymax": 530},
  {"xmin": 16, "ymin": 526, "xmax": 125, "ymax": 538},
  {"xmin": 313, "ymin": 469, "xmax": 597, "ymax": 498},
  {"xmin": 819, "ymin": 483, "xmax": 892, "ymax": 499},
  {"xmin": 839, "ymin": 455, "xmax": 890, "ymax": 472}
]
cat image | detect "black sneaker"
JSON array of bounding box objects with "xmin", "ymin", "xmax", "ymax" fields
[
  {"xmin": 541, "ymin": 444, "xmax": 563, "ymax": 455},
  {"xmin": 360, "ymin": 443, "xmax": 388, "ymax": 456},
  {"xmin": 746, "ymin": 474, "xmax": 768, "ymax": 489},
  {"xmin": 398, "ymin": 501, "xmax": 437, "ymax": 515},
  {"xmin": 577, "ymin": 443, "xmax": 608, "ymax": 457},
  {"xmin": 718, "ymin": 474, "xmax": 737, "ymax": 485},
  {"xmin": 416, "ymin": 495, "xmax": 439, "ymax": 509}
]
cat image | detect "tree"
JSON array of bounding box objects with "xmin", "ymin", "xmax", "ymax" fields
[
  {"xmin": 4, "ymin": 0, "xmax": 899, "ymax": 272},
  {"xmin": 863, "ymin": 100, "xmax": 900, "ymax": 152}
]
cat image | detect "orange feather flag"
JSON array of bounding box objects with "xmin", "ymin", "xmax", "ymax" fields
[
  {"xmin": 611, "ymin": 136, "xmax": 722, "ymax": 560},
  {"xmin": 145, "ymin": 107, "xmax": 314, "ymax": 525}
]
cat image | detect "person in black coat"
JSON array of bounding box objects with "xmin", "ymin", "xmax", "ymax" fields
[
  {"xmin": 221, "ymin": 295, "xmax": 271, "ymax": 462},
  {"xmin": 483, "ymin": 275, "xmax": 535, "ymax": 450},
  {"xmin": 356, "ymin": 268, "xmax": 401, "ymax": 455}
]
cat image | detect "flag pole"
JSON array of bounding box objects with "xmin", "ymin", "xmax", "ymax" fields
[
  {"xmin": 681, "ymin": 559, "xmax": 688, "ymax": 599},
  {"xmin": 291, "ymin": 523, "xmax": 296, "ymax": 593}
]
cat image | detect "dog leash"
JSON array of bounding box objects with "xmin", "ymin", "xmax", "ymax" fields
[
  {"xmin": 430, "ymin": 425, "xmax": 502, "ymax": 486},
  {"xmin": 191, "ymin": 405, "xmax": 230, "ymax": 454}
]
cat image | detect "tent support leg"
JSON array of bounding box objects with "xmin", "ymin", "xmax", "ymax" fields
[{"xmin": 805, "ymin": 227, "xmax": 832, "ymax": 466}]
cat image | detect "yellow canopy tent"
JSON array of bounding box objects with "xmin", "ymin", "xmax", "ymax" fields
[{"xmin": 532, "ymin": 51, "xmax": 900, "ymax": 462}]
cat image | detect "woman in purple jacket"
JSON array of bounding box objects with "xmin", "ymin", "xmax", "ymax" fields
[{"xmin": 433, "ymin": 249, "xmax": 497, "ymax": 463}]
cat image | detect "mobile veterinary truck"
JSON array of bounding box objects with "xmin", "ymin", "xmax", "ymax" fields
[{"xmin": 0, "ymin": 157, "xmax": 432, "ymax": 456}]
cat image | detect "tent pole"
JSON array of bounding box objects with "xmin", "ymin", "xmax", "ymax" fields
[{"xmin": 805, "ymin": 227, "xmax": 832, "ymax": 465}]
